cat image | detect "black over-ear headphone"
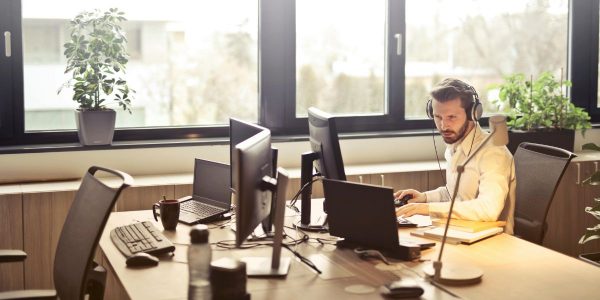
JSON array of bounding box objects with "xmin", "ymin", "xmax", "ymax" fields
[{"xmin": 426, "ymin": 83, "xmax": 482, "ymax": 122}]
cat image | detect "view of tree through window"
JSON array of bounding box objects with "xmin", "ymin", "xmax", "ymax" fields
[
  {"xmin": 22, "ymin": 0, "xmax": 258, "ymax": 131},
  {"xmin": 295, "ymin": 0, "xmax": 385, "ymax": 117},
  {"xmin": 405, "ymin": 0, "xmax": 568, "ymax": 118}
]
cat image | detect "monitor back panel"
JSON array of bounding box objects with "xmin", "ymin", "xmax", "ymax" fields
[{"xmin": 323, "ymin": 179, "xmax": 400, "ymax": 251}]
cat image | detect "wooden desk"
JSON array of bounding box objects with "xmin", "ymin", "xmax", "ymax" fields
[{"xmin": 99, "ymin": 211, "xmax": 600, "ymax": 300}]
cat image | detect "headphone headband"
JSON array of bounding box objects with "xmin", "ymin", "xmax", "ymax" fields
[{"xmin": 426, "ymin": 82, "xmax": 482, "ymax": 121}]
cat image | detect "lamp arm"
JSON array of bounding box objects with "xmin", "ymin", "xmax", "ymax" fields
[{"xmin": 433, "ymin": 129, "xmax": 496, "ymax": 279}]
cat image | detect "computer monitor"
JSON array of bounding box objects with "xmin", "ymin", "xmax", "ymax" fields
[
  {"xmin": 232, "ymin": 129, "xmax": 291, "ymax": 277},
  {"xmin": 229, "ymin": 118, "xmax": 278, "ymax": 234},
  {"xmin": 297, "ymin": 107, "xmax": 347, "ymax": 231}
]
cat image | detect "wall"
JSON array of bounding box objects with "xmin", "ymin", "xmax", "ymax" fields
[{"xmin": 0, "ymin": 128, "xmax": 599, "ymax": 183}]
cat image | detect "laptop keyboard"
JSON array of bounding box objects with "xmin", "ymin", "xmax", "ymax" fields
[{"xmin": 181, "ymin": 201, "xmax": 224, "ymax": 218}]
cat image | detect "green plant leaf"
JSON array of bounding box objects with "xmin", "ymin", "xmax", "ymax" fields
[
  {"xmin": 582, "ymin": 143, "xmax": 600, "ymax": 151},
  {"xmin": 579, "ymin": 224, "xmax": 600, "ymax": 244}
]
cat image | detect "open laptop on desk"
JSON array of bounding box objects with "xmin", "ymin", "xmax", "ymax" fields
[
  {"xmin": 179, "ymin": 159, "xmax": 232, "ymax": 224},
  {"xmin": 323, "ymin": 179, "xmax": 434, "ymax": 260}
]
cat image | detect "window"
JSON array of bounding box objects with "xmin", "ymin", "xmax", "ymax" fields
[
  {"xmin": 295, "ymin": 0, "xmax": 386, "ymax": 117},
  {"xmin": 21, "ymin": 0, "xmax": 258, "ymax": 133},
  {"xmin": 405, "ymin": 0, "xmax": 569, "ymax": 119},
  {"xmin": 0, "ymin": 0, "xmax": 596, "ymax": 147}
]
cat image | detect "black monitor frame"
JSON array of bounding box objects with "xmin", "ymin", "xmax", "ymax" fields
[
  {"xmin": 233, "ymin": 130, "xmax": 290, "ymax": 277},
  {"xmin": 229, "ymin": 118, "xmax": 278, "ymax": 235},
  {"xmin": 297, "ymin": 107, "xmax": 347, "ymax": 232}
]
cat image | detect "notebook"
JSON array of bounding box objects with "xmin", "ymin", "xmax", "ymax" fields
[
  {"xmin": 411, "ymin": 226, "xmax": 503, "ymax": 244},
  {"xmin": 178, "ymin": 159, "xmax": 232, "ymax": 224},
  {"xmin": 322, "ymin": 179, "xmax": 429, "ymax": 260}
]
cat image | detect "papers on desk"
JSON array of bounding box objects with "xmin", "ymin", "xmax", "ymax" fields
[
  {"xmin": 410, "ymin": 226, "xmax": 503, "ymax": 244},
  {"xmin": 404, "ymin": 215, "xmax": 432, "ymax": 227}
]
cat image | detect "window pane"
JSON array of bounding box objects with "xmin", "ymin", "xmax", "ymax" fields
[
  {"xmin": 405, "ymin": 0, "xmax": 568, "ymax": 119},
  {"xmin": 296, "ymin": 0, "xmax": 386, "ymax": 117},
  {"xmin": 22, "ymin": 0, "xmax": 258, "ymax": 131}
]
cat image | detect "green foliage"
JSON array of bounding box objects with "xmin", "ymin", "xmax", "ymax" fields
[
  {"xmin": 59, "ymin": 8, "xmax": 133, "ymax": 112},
  {"xmin": 493, "ymin": 71, "xmax": 590, "ymax": 134},
  {"xmin": 579, "ymin": 143, "xmax": 600, "ymax": 244}
]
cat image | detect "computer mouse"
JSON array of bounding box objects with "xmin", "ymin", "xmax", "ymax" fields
[
  {"xmin": 380, "ymin": 279, "xmax": 424, "ymax": 299},
  {"xmin": 126, "ymin": 252, "xmax": 159, "ymax": 267},
  {"xmin": 394, "ymin": 194, "xmax": 413, "ymax": 207}
]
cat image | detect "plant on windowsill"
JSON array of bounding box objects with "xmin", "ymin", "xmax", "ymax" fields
[
  {"xmin": 492, "ymin": 71, "xmax": 591, "ymax": 153},
  {"xmin": 579, "ymin": 142, "xmax": 600, "ymax": 267},
  {"xmin": 58, "ymin": 8, "xmax": 134, "ymax": 146}
]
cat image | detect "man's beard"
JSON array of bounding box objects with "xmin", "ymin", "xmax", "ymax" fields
[{"xmin": 441, "ymin": 121, "xmax": 470, "ymax": 144}]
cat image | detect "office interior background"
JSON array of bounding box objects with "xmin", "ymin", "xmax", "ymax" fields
[{"xmin": 1, "ymin": 0, "xmax": 600, "ymax": 183}]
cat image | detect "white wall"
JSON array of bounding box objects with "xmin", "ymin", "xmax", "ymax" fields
[{"xmin": 1, "ymin": 128, "xmax": 599, "ymax": 183}]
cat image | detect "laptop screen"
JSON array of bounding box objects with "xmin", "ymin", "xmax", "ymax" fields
[{"xmin": 193, "ymin": 159, "xmax": 231, "ymax": 207}]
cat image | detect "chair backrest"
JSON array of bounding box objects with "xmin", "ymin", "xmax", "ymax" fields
[
  {"xmin": 53, "ymin": 166, "xmax": 133, "ymax": 300},
  {"xmin": 514, "ymin": 142, "xmax": 575, "ymax": 244}
]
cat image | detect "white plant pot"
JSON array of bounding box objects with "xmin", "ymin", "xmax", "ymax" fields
[{"xmin": 75, "ymin": 109, "xmax": 116, "ymax": 146}]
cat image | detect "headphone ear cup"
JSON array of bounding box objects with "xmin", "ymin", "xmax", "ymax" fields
[
  {"xmin": 472, "ymin": 101, "xmax": 483, "ymax": 121},
  {"xmin": 426, "ymin": 99, "xmax": 433, "ymax": 119}
]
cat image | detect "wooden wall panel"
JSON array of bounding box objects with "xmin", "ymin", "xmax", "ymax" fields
[
  {"xmin": 116, "ymin": 186, "xmax": 173, "ymax": 212},
  {"xmin": 174, "ymin": 184, "xmax": 193, "ymax": 199},
  {"xmin": 369, "ymin": 171, "xmax": 428, "ymax": 192},
  {"xmin": 23, "ymin": 191, "xmax": 74, "ymax": 289},
  {"xmin": 0, "ymin": 193, "xmax": 24, "ymax": 291}
]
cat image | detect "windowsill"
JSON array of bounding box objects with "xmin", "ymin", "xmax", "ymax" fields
[{"xmin": 0, "ymin": 128, "xmax": 434, "ymax": 155}]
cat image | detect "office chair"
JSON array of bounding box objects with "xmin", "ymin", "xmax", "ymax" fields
[
  {"xmin": 514, "ymin": 142, "xmax": 575, "ymax": 245},
  {"xmin": 0, "ymin": 166, "xmax": 133, "ymax": 300}
]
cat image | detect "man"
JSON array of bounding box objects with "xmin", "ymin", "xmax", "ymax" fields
[{"xmin": 395, "ymin": 78, "xmax": 515, "ymax": 234}]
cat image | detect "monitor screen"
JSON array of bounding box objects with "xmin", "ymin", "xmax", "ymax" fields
[
  {"xmin": 308, "ymin": 107, "xmax": 346, "ymax": 181},
  {"xmin": 233, "ymin": 130, "xmax": 273, "ymax": 247}
]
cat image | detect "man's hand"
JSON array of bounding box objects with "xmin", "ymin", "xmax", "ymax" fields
[
  {"xmin": 394, "ymin": 189, "xmax": 426, "ymax": 203},
  {"xmin": 396, "ymin": 203, "xmax": 429, "ymax": 217}
]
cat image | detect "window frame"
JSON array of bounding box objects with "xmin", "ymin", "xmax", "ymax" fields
[
  {"xmin": 0, "ymin": 0, "xmax": 596, "ymax": 148},
  {"xmin": 570, "ymin": 0, "xmax": 600, "ymax": 123}
]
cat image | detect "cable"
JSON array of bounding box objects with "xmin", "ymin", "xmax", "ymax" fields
[{"xmin": 288, "ymin": 175, "xmax": 323, "ymax": 210}]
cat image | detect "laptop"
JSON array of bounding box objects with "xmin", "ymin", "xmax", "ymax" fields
[
  {"xmin": 178, "ymin": 159, "xmax": 232, "ymax": 224},
  {"xmin": 323, "ymin": 179, "xmax": 432, "ymax": 260}
]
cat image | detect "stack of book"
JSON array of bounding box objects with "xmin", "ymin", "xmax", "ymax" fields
[{"xmin": 410, "ymin": 219, "xmax": 506, "ymax": 244}]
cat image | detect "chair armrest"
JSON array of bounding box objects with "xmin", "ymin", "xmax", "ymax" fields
[
  {"xmin": 86, "ymin": 261, "xmax": 107, "ymax": 300},
  {"xmin": 0, "ymin": 250, "xmax": 27, "ymax": 263},
  {"xmin": 0, "ymin": 289, "xmax": 56, "ymax": 300}
]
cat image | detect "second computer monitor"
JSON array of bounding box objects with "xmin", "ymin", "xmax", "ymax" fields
[
  {"xmin": 308, "ymin": 107, "xmax": 347, "ymax": 181},
  {"xmin": 297, "ymin": 107, "xmax": 347, "ymax": 231}
]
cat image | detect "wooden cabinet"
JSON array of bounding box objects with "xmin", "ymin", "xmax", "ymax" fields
[
  {"xmin": 544, "ymin": 160, "xmax": 600, "ymax": 257},
  {"xmin": 0, "ymin": 190, "xmax": 24, "ymax": 292}
]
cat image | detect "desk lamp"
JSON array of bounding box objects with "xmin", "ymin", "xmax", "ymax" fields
[{"xmin": 424, "ymin": 115, "xmax": 509, "ymax": 285}]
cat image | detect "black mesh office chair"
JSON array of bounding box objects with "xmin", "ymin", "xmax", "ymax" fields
[
  {"xmin": 0, "ymin": 166, "xmax": 133, "ymax": 300},
  {"xmin": 514, "ymin": 142, "xmax": 575, "ymax": 245}
]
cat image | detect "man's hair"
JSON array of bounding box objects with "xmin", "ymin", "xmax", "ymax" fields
[{"xmin": 430, "ymin": 78, "xmax": 475, "ymax": 110}]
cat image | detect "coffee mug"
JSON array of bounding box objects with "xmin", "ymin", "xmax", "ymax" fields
[{"xmin": 152, "ymin": 199, "xmax": 180, "ymax": 230}]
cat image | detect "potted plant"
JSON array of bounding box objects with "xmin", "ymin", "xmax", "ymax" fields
[
  {"xmin": 579, "ymin": 142, "xmax": 600, "ymax": 267},
  {"xmin": 59, "ymin": 8, "xmax": 134, "ymax": 145},
  {"xmin": 492, "ymin": 71, "xmax": 591, "ymax": 153}
]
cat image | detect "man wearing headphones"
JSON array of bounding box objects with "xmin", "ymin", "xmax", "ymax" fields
[{"xmin": 395, "ymin": 78, "xmax": 515, "ymax": 234}]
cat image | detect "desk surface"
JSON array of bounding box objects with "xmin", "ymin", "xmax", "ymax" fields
[{"xmin": 99, "ymin": 210, "xmax": 600, "ymax": 300}]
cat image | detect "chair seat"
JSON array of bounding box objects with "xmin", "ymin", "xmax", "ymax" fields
[{"xmin": 0, "ymin": 289, "xmax": 57, "ymax": 300}]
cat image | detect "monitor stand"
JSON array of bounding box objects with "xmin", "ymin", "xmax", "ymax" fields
[
  {"xmin": 294, "ymin": 152, "xmax": 328, "ymax": 232},
  {"xmin": 241, "ymin": 169, "xmax": 292, "ymax": 277}
]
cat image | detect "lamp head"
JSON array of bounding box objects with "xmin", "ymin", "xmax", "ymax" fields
[{"xmin": 489, "ymin": 114, "xmax": 508, "ymax": 146}]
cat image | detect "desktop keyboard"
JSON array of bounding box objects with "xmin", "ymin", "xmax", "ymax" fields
[
  {"xmin": 110, "ymin": 221, "xmax": 175, "ymax": 257},
  {"xmin": 181, "ymin": 201, "xmax": 224, "ymax": 218}
]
